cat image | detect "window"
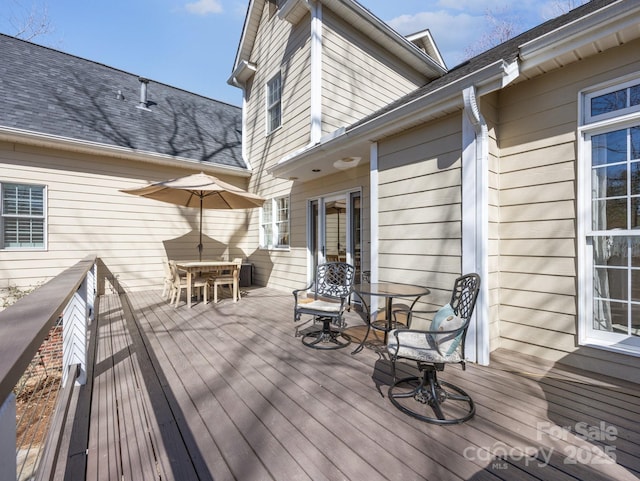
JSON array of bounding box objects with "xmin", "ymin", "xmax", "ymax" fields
[
  {"xmin": 585, "ymin": 79, "xmax": 640, "ymax": 123},
  {"xmin": 266, "ymin": 72, "xmax": 282, "ymax": 134},
  {"xmin": 580, "ymin": 76, "xmax": 640, "ymax": 355},
  {"xmin": 260, "ymin": 196, "xmax": 289, "ymax": 248},
  {"xmin": 1, "ymin": 182, "xmax": 46, "ymax": 249}
]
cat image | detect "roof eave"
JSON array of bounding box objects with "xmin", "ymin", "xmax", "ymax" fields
[
  {"xmin": 227, "ymin": 59, "xmax": 258, "ymax": 87},
  {"xmin": 519, "ymin": 0, "xmax": 640, "ymax": 73},
  {"xmin": 0, "ymin": 126, "xmax": 252, "ymax": 178},
  {"xmin": 230, "ymin": 0, "xmax": 263, "ymax": 81}
]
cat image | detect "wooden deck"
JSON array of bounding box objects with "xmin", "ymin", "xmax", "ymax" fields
[{"xmin": 58, "ymin": 286, "xmax": 640, "ymax": 481}]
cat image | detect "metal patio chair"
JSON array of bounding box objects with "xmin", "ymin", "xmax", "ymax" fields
[
  {"xmin": 293, "ymin": 262, "xmax": 355, "ymax": 349},
  {"xmin": 387, "ymin": 273, "xmax": 480, "ymax": 424}
]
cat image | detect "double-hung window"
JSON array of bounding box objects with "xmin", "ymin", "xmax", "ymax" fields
[
  {"xmin": 579, "ymin": 76, "xmax": 640, "ymax": 355},
  {"xmin": 260, "ymin": 196, "xmax": 289, "ymax": 249},
  {"xmin": 1, "ymin": 182, "xmax": 46, "ymax": 249},
  {"xmin": 266, "ymin": 72, "xmax": 282, "ymax": 134}
]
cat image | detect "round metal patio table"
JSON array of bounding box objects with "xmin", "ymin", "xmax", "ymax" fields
[{"xmin": 351, "ymin": 282, "xmax": 430, "ymax": 354}]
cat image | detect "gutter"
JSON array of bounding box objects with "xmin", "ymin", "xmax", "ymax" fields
[{"xmin": 0, "ymin": 126, "xmax": 252, "ymax": 178}]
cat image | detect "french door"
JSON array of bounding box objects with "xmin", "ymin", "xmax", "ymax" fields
[{"xmin": 308, "ymin": 191, "xmax": 362, "ymax": 282}]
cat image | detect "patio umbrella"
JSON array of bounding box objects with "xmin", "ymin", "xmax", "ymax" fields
[{"xmin": 121, "ymin": 172, "xmax": 265, "ymax": 260}]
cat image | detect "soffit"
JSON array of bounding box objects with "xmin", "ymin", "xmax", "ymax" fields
[{"xmin": 517, "ymin": 0, "xmax": 640, "ymax": 82}]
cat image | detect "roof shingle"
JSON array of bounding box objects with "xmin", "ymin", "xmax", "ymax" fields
[{"xmin": 0, "ymin": 34, "xmax": 246, "ymax": 169}]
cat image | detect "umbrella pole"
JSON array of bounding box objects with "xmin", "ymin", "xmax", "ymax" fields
[{"xmin": 198, "ymin": 196, "xmax": 203, "ymax": 261}]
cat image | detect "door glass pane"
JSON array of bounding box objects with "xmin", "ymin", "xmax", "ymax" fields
[
  {"xmin": 324, "ymin": 199, "xmax": 346, "ymax": 263},
  {"xmin": 310, "ymin": 200, "xmax": 319, "ymax": 275},
  {"xmin": 350, "ymin": 194, "xmax": 362, "ymax": 281}
]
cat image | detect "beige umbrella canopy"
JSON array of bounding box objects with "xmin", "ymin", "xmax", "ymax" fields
[{"xmin": 121, "ymin": 172, "xmax": 265, "ymax": 260}]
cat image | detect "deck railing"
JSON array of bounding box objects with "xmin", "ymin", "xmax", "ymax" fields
[{"xmin": 0, "ymin": 255, "xmax": 97, "ymax": 481}]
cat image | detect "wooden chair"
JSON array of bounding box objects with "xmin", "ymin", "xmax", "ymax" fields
[
  {"xmin": 293, "ymin": 262, "xmax": 355, "ymax": 349},
  {"xmin": 386, "ymin": 273, "xmax": 480, "ymax": 424},
  {"xmin": 169, "ymin": 260, "xmax": 209, "ymax": 307},
  {"xmin": 162, "ymin": 260, "xmax": 173, "ymax": 298},
  {"xmin": 210, "ymin": 258, "xmax": 242, "ymax": 303},
  {"xmin": 162, "ymin": 259, "xmax": 185, "ymax": 298}
]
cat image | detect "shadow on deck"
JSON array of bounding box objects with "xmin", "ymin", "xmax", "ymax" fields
[{"xmin": 57, "ymin": 287, "xmax": 640, "ymax": 481}]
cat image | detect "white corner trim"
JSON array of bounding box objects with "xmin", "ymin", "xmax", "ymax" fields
[
  {"xmin": 462, "ymin": 85, "xmax": 489, "ymax": 366},
  {"xmin": 370, "ymin": 142, "xmax": 380, "ymax": 316},
  {"xmin": 310, "ymin": 1, "xmax": 322, "ymax": 144}
]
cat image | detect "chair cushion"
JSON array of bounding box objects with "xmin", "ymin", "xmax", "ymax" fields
[
  {"xmin": 386, "ymin": 329, "xmax": 463, "ymax": 363},
  {"xmin": 430, "ymin": 303, "xmax": 465, "ymax": 356},
  {"xmin": 297, "ymin": 299, "xmax": 342, "ymax": 314}
]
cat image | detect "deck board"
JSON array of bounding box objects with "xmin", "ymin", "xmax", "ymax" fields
[{"xmin": 62, "ymin": 287, "xmax": 640, "ymax": 480}]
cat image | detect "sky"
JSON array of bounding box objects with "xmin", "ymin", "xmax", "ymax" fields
[{"xmin": 0, "ymin": 0, "xmax": 585, "ymax": 107}]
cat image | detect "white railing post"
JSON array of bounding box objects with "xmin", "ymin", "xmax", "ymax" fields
[
  {"xmin": 62, "ymin": 264, "xmax": 94, "ymax": 387},
  {"xmin": 0, "ymin": 394, "xmax": 16, "ymax": 481}
]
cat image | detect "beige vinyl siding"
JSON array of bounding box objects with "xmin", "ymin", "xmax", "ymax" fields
[
  {"xmin": 494, "ymin": 38, "xmax": 640, "ymax": 381},
  {"xmin": 242, "ymin": 4, "xmax": 437, "ymax": 295},
  {"xmin": 243, "ymin": 6, "xmax": 315, "ymax": 282},
  {"xmin": 245, "ymin": 5, "xmax": 312, "ymax": 175},
  {"xmin": 377, "ymin": 113, "xmax": 463, "ymax": 310},
  {"xmin": 252, "ymin": 164, "xmax": 370, "ymax": 291},
  {"xmin": 243, "ymin": 5, "xmax": 314, "ymax": 291},
  {"xmin": 321, "ymin": 10, "xmax": 425, "ymax": 135},
  {"xmin": 0, "ymin": 142, "xmax": 254, "ymax": 292}
]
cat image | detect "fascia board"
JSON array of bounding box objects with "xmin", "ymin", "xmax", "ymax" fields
[
  {"xmin": 231, "ymin": 0, "xmax": 262, "ymax": 75},
  {"xmin": 0, "ymin": 126, "xmax": 251, "ymax": 178},
  {"xmin": 321, "ymin": 0, "xmax": 447, "ymax": 78},
  {"xmin": 406, "ymin": 29, "xmax": 446, "ymax": 70},
  {"xmin": 228, "ymin": 60, "xmax": 257, "ymax": 86},
  {"xmin": 519, "ymin": 0, "xmax": 640, "ymax": 71}
]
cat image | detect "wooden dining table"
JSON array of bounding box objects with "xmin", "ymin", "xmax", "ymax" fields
[{"xmin": 174, "ymin": 260, "xmax": 240, "ymax": 308}]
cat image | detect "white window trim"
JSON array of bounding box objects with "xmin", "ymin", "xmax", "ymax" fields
[
  {"xmin": 0, "ymin": 182, "xmax": 47, "ymax": 251},
  {"xmin": 583, "ymin": 75, "xmax": 640, "ymax": 124},
  {"xmin": 265, "ymin": 70, "xmax": 282, "ymax": 135},
  {"xmin": 260, "ymin": 195, "xmax": 290, "ymax": 250},
  {"xmin": 578, "ymin": 74, "xmax": 640, "ymax": 357}
]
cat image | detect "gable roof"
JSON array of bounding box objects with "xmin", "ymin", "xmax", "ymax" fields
[
  {"xmin": 351, "ymin": 0, "xmax": 632, "ymax": 131},
  {"xmin": 230, "ymin": 0, "xmax": 447, "ymax": 86},
  {"xmin": 0, "ymin": 34, "xmax": 247, "ymax": 173},
  {"xmin": 269, "ymin": 0, "xmax": 640, "ymax": 181}
]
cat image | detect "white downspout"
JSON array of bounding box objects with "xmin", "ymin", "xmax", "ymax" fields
[
  {"xmin": 241, "ymin": 94, "xmax": 252, "ymax": 170},
  {"xmin": 462, "ymin": 85, "xmax": 490, "ymax": 366}
]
